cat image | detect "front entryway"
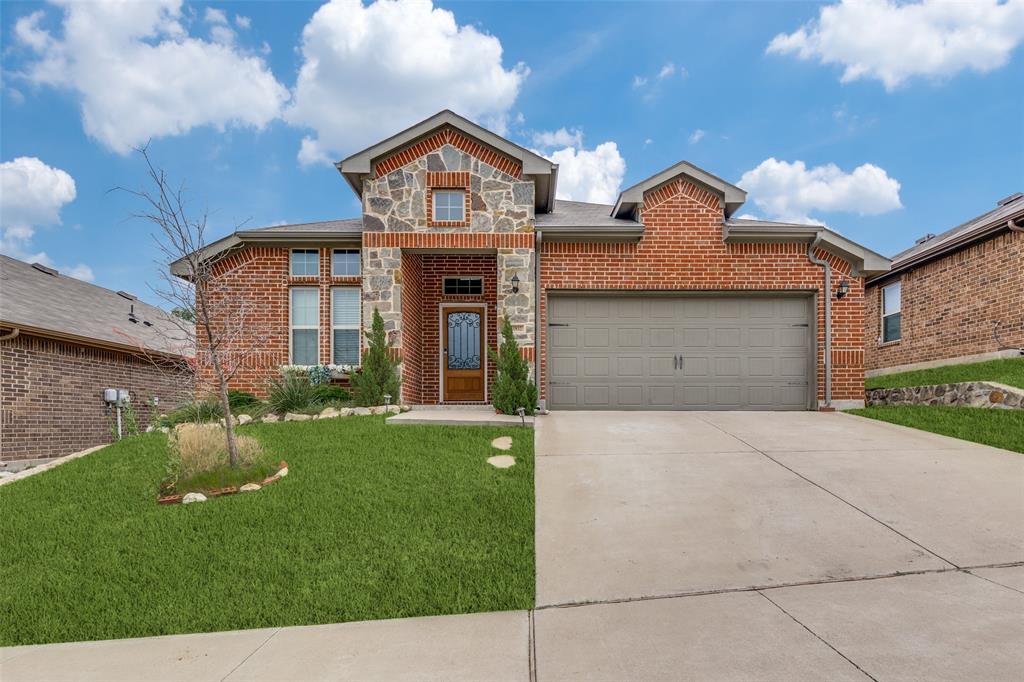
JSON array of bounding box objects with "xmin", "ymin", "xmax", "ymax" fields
[
  {"xmin": 547, "ymin": 294, "xmax": 814, "ymax": 410},
  {"xmin": 442, "ymin": 305, "xmax": 485, "ymax": 402}
]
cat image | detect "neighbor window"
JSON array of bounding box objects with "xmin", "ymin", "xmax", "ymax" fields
[
  {"xmin": 444, "ymin": 277, "xmax": 483, "ymax": 295},
  {"xmin": 290, "ymin": 249, "xmax": 319, "ymax": 277},
  {"xmin": 881, "ymin": 281, "xmax": 901, "ymax": 342},
  {"xmin": 432, "ymin": 189, "xmax": 465, "ymax": 222},
  {"xmin": 331, "ymin": 287, "xmax": 361, "ymax": 366},
  {"xmin": 290, "ymin": 288, "xmax": 319, "ymax": 365},
  {"xmin": 332, "ymin": 249, "xmax": 360, "ymax": 277}
]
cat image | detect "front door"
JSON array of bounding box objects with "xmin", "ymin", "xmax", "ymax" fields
[{"xmin": 443, "ymin": 307, "xmax": 485, "ymax": 402}]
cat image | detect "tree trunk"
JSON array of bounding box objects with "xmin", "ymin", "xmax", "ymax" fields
[{"xmin": 210, "ymin": 352, "xmax": 239, "ymax": 468}]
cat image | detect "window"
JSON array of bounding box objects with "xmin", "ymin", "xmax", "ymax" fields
[
  {"xmin": 331, "ymin": 288, "xmax": 361, "ymax": 366},
  {"xmin": 290, "ymin": 288, "xmax": 319, "ymax": 365},
  {"xmin": 882, "ymin": 281, "xmax": 901, "ymax": 342},
  {"xmin": 432, "ymin": 190, "xmax": 465, "ymax": 222},
  {"xmin": 332, "ymin": 249, "xmax": 360, "ymax": 277},
  {"xmin": 444, "ymin": 277, "xmax": 483, "ymax": 295},
  {"xmin": 290, "ymin": 249, "xmax": 319, "ymax": 277}
]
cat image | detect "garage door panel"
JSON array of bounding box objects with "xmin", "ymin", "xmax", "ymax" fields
[{"xmin": 548, "ymin": 295, "xmax": 812, "ymax": 410}]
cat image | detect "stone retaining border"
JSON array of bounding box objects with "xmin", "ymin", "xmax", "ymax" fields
[
  {"xmin": 866, "ymin": 382, "xmax": 1024, "ymax": 410},
  {"xmin": 157, "ymin": 460, "xmax": 289, "ymax": 505},
  {"xmin": 0, "ymin": 444, "xmax": 107, "ymax": 487}
]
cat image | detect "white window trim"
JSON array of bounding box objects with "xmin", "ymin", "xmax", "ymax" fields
[
  {"xmin": 433, "ymin": 189, "xmax": 465, "ymax": 222},
  {"xmin": 881, "ymin": 281, "xmax": 902, "ymax": 343},
  {"xmin": 331, "ymin": 249, "xmax": 361, "ymax": 277},
  {"xmin": 290, "ymin": 248, "xmax": 319, "ymax": 278},
  {"xmin": 330, "ymin": 287, "xmax": 362, "ymax": 367},
  {"xmin": 289, "ymin": 287, "xmax": 319, "ymax": 366}
]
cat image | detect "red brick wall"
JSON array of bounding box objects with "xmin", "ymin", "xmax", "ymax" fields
[
  {"xmin": 865, "ymin": 229, "xmax": 1023, "ymax": 370},
  {"xmin": 1, "ymin": 330, "xmax": 191, "ymax": 461},
  {"xmin": 540, "ymin": 178, "xmax": 864, "ymax": 404},
  {"xmin": 400, "ymin": 253, "xmax": 424, "ymax": 404},
  {"xmin": 417, "ymin": 254, "xmax": 498, "ymax": 404},
  {"xmin": 197, "ymin": 246, "xmax": 361, "ymax": 397}
]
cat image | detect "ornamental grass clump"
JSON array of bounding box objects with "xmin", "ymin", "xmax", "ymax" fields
[{"xmin": 167, "ymin": 424, "xmax": 275, "ymax": 493}]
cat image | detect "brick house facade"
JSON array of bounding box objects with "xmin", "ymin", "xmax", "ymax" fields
[
  {"xmin": 1, "ymin": 256, "xmax": 191, "ymax": 462},
  {"xmin": 179, "ymin": 111, "xmax": 889, "ymax": 410},
  {"xmin": 865, "ymin": 195, "xmax": 1024, "ymax": 374}
]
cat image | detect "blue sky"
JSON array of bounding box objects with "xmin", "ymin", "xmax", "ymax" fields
[{"xmin": 1, "ymin": 0, "xmax": 1022, "ymax": 299}]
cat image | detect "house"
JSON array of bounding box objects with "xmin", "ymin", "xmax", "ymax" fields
[
  {"xmin": 176, "ymin": 110, "xmax": 890, "ymax": 411},
  {"xmin": 0, "ymin": 255, "xmax": 191, "ymax": 463},
  {"xmin": 865, "ymin": 193, "xmax": 1024, "ymax": 376}
]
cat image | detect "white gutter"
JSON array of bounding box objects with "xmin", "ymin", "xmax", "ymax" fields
[{"xmin": 807, "ymin": 234, "xmax": 832, "ymax": 409}]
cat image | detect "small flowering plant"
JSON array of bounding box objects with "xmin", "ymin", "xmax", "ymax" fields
[{"xmin": 278, "ymin": 364, "xmax": 357, "ymax": 382}]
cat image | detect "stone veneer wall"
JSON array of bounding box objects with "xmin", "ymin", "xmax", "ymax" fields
[
  {"xmin": 360, "ymin": 133, "xmax": 537, "ymax": 365},
  {"xmin": 1, "ymin": 330, "xmax": 191, "ymax": 461},
  {"xmin": 866, "ymin": 382, "xmax": 1024, "ymax": 409}
]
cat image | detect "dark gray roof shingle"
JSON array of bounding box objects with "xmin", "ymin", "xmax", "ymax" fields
[
  {"xmin": 0, "ymin": 255, "xmax": 190, "ymax": 357},
  {"xmin": 535, "ymin": 200, "xmax": 641, "ymax": 228},
  {"xmin": 890, "ymin": 195, "xmax": 1024, "ymax": 264},
  {"xmin": 242, "ymin": 218, "xmax": 363, "ymax": 234}
]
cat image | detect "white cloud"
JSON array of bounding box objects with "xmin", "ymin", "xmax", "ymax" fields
[
  {"xmin": 631, "ymin": 75, "xmax": 647, "ymax": 89},
  {"xmin": 235, "ymin": 15, "xmax": 252, "ymax": 29},
  {"xmin": 15, "ymin": 0, "xmax": 289, "ymax": 154},
  {"xmin": 537, "ymin": 142, "xmax": 626, "ymax": 205},
  {"xmin": 737, "ymin": 158, "xmax": 902, "ymax": 224},
  {"xmin": 767, "ymin": 0, "xmax": 1024, "ymax": 91},
  {"xmin": 204, "ymin": 7, "xmax": 228, "ymax": 24},
  {"xmin": 643, "ymin": 138, "xmax": 653, "ymax": 146},
  {"xmin": 631, "ymin": 61, "xmax": 686, "ymax": 100},
  {"xmin": 688, "ymin": 129, "xmax": 705, "ymax": 144},
  {"xmin": 657, "ymin": 62, "xmax": 676, "ymax": 79},
  {"xmin": 0, "ymin": 157, "xmax": 92, "ymax": 281},
  {"xmin": 286, "ymin": 0, "xmax": 528, "ymax": 166},
  {"xmin": 531, "ymin": 127, "xmax": 583, "ymax": 149}
]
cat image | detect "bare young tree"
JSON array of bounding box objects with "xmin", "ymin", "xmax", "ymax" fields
[{"xmin": 118, "ymin": 146, "xmax": 269, "ymax": 467}]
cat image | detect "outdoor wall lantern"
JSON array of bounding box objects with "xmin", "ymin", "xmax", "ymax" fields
[
  {"xmin": 511, "ymin": 272, "xmax": 520, "ymax": 294},
  {"xmin": 836, "ymin": 279, "xmax": 850, "ymax": 300}
]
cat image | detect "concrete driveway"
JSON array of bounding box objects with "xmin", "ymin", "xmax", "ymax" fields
[{"xmin": 534, "ymin": 411, "xmax": 1024, "ymax": 680}]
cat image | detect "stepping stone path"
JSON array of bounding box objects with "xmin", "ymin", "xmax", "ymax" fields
[
  {"xmin": 487, "ymin": 455, "xmax": 516, "ymax": 469},
  {"xmin": 491, "ymin": 436, "xmax": 513, "ymax": 451}
]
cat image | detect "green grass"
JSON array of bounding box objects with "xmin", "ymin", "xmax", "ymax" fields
[
  {"xmin": 0, "ymin": 417, "xmax": 535, "ymax": 646},
  {"xmin": 865, "ymin": 357, "xmax": 1024, "ymax": 390},
  {"xmin": 850, "ymin": 405, "xmax": 1024, "ymax": 453},
  {"xmin": 169, "ymin": 457, "xmax": 280, "ymax": 495}
]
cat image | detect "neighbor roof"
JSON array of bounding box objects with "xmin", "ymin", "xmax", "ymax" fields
[
  {"xmin": 337, "ymin": 109, "xmax": 559, "ymax": 212},
  {"xmin": 869, "ymin": 193, "xmax": 1024, "ymax": 283},
  {"xmin": 0, "ymin": 255, "xmax": 190, "ymax": 357}
]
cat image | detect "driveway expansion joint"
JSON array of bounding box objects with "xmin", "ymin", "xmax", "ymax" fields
[
  {"xmin": 757, "ymin": 590, "xmax": 879, "ymax": 682},
  {"xmin": 220, "ymin": 627, "xmax": 281, "ymax": 682},
  {"xmin": 693, "ymin": 414, "xmax": 962, "ymax": 570}
]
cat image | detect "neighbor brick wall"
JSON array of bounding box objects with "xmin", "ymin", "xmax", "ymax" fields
[
  {"xmin": 540, "ymin": 177, "xmax": 865, "ymax": 404},
  {"xmin": 865, "ymin": 229, "xmax": 1023, "ymax": 371},
  {"xmin": 197, "ymin": 245, "xmax": 361, "ymax": 397},
  {"xmin": 0, "ymin": 330, "xmax": 191, "ymax": 461}
]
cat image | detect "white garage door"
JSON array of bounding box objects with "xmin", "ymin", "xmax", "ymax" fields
[{"xmin": 547, "ymin": 294, "xmax": 814, "ymax": 410}]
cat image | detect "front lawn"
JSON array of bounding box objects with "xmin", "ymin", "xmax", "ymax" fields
[
  {"xmin": 849, "ymin": 405, "xmax": 1024, "ymax": 454},
  {"xmin": 865, "ymin": 357, "xmax": 1024, "ymax": 390},
  {"xmin": 0, "ymin": 417, "xmax": 535, "ymax": 646}
]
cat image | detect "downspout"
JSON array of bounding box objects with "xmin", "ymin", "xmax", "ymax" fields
[
  {"xmin": 534, "ymin": 229, "xmax": 544, "ymax": 412},
  {"xmin": 0, "ymin": 328, "xmax": 20, "ymax": 342},
  {"xmin": 1009, "ymin": 218, "xmax": 1024, "ymax": 233},
  {"xmin": 807, "ymin": 235, "xmax": 832, "ymax": 409}
]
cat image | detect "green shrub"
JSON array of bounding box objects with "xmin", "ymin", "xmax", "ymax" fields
[
  {"xmin": 351, "ymin": 308, "xmax": 401, "ymax": 407},
  {"xmin": 227, "ymin": 390, "xmax": 261, "ymax": 412},
  {"xmin": 266, "ymin": 371, "xmax": 320, "ymax": 414},
  {"xmin": 489, "ymin": 318, "xmax": 538, "ymax": 416},
  {"xmin": 314, "ymin": 384, "xmax": 352, "ymax": 403},
  {"xmin": 166, "ymin": 399, "xmax": 223, "ymax": 426}
]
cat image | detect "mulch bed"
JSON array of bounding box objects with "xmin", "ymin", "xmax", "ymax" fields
[{"xmin": 157, "ymin": 460, "xmax": 288, "ymax": 505}]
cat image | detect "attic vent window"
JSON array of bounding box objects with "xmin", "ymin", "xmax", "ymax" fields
[
  {"xmin": 32, "ymin": 263, "xmax": 58, "ymax": 276},
  {"xmin": 117, "ymin": 290, "xmax": 137, "ymax": 300},
  {"xmin": 914, "ymin": 233, "xmax": 936, "ymax": 245}
]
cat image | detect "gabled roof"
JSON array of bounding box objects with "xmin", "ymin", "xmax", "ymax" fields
[
  {"xmin": 337, "ymin": 109, "xmax": 559, "ymax": 212},
  {"xmin": 612, "ymin": 160, "xmax": 747, "ymax": 220},
  {"xmin": 170, "ymin": 219, "xmax": 362, "ymax": 279},
  {"xmin": 0, "ymin": 254, "xmax": 190, "ymax": 357},
  {"xmin": 869, "ymin": 192, "xmax": 1024, "ymax": 283},
  {"xmin": 724, "ymin": 218, "xmax": 891, "ymax": 277}
]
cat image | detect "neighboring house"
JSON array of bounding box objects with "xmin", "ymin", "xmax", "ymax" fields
[
  {"xmin": 175, "ymin": 110, "xmax": 889, "ymax": 411},
  {"xmin": 0, "ymin": 255, "xmax": 191, "ymax": 463},
  {"xmin": 865, "ymin": 193, "xmax": 1024, "ymax": 375}
]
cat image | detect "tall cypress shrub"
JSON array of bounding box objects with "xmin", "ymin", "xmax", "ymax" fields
[
  {"xmin": 351, "ymin": 308, "xmax": 401, "ymax": 407},
  {"xmin": 489, "ymin": 318, "xmax": 538, "ymax": 415}
]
